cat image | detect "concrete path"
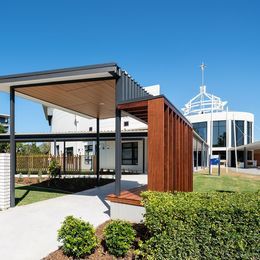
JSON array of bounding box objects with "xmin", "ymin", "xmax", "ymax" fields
[
  {"xmin": 0, "ymin": 175, "xmax": 147, "ymax": 260},
  {"xmin": 229, "ymin": 167, "xmax": 260, "ymax": 176}
]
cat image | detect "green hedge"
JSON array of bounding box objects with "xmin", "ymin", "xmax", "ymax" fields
[
  {"xmin": 140, "ymin": 191, "xmax": 260, "ymax": 260},
  {"xmin": 104, "ymin": 220, "xmax": 136, "ymax": 257}
]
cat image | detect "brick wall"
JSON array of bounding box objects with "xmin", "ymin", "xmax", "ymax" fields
[{"xmin": 0, "ymin": 153, "xmax": 10, "ymax": 210}]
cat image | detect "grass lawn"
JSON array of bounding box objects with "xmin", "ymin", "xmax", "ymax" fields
[
  {"xmin": 15, "ymin": 184, "xmax": 70, "ymax": 206},
  {"xmin": 15, "ymin": 177, "xmax": 114, "ymax": 206},
  {"xmin": 194, "ymin": 168, "xmax": 260, "ymax": 192}
]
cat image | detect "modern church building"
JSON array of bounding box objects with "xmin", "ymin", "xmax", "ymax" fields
[{"xmin": 183, "ymin": 83, "xmax": 254, "ymax": 168}]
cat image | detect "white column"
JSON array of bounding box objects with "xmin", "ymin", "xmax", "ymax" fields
[
  {"xmin": 0, "ymin": 153, "xmax": 11, "ymax": 210},
  {"xmin": 244, "ymin": 120, "xmax": 248, "ymax": 145}
]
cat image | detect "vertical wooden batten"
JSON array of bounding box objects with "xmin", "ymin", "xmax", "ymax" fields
[
  {"xmin": 147, "ymin": 97, "xmax": 193, "ymax": 192},
  {"xmin": 118, "ymin": 96, "xmax": 193, "ymax": 193}
]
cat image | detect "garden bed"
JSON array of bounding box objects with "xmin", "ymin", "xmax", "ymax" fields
[
  {"xmin": 15, "ymin": 177, "xmax": 114, "ymax": 193},
  {"xmin": 44, "ymin": 221, "xmax": 148, "ymax": 260},
  {"xmin": 44, "ymin": 191, "xmax": 259, "ymax": 259}
]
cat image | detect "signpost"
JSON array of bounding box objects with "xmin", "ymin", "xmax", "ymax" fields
[{"xmin": 209, "ymin": 155, "xmax": 221, "ymax": 176}]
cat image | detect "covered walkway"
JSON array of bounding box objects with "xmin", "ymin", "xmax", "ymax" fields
[
  {"xmin": 230, "ymin": 141, "xmax": 260, "ymax": 168},
  {"xmin": 0, "ymin": 63, "xmax": 194, "ymax": 209}
]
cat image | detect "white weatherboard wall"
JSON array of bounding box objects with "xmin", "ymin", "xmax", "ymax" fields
[{"xmin": 0, "ymin": 153, "xmax": 10, "ymax": 210}]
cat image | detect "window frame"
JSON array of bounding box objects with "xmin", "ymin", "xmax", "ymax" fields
[
  {"xmin": 213, "ymin": 120, "xmax": 226, "ymax": 147},
  {"xmin": 122, "ymin": 142, "xmax": 138, "ymax": 165},
  {"xmin": 247, "ymin": 121, "xmax": 252, "ymax": 144},
  {"xmin": 193, "ymin": 122, "xmax": 207, "ymax": 142}
]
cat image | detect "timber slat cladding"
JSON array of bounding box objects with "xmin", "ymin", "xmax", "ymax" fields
[
  {"xmin": 147, "ymin": 97, "xmax": 193, "ymax": 192},
  {"xmin": 106, "ymin": 185, "xmax": 147, "ymax": 206},
  {"xmin": 148, "ymin": 98, "xmax": 165, "ymax": 191},
  {"xmin": 16, "ymin": 79, "xmax": 116, "ymax": 119},
  {"xmin": 118, "ymin": 96, "xmax": 193, "ymax": 193}
]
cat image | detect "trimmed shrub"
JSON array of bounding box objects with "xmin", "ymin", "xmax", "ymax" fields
[
  {"xmin": 104, "ymin": 220, "xmax": 136, "ymax": 257},
  {"xmin": 58, "ymin": 216, "xmax": 97, "ymax": 258},
  {"xmin": 140, "ymin": 191, "xmax": 260, "ymax": 260},
  {"xmin": 48, "ymin": 159, "xmax": 61, "ymax": 178}
]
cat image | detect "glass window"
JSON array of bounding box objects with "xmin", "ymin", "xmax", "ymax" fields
[
  {"xmin": 247, "ymin": 121, "xmax": 252, "ymax": 144},
  {"xmin": 212, "ymin": 151, "xmax": 226, "ymax": 160},
  {"xmin": 0, "ymin": 117, "xmax": 8, "ymax": 124},
  {"xmin": 65, "ymin": 147, "xmax": 73, "ymax": 156},
  {"xmin": 122, "ymin": 142, "xmax": 138, "ymax": 165},
  {"xmin": 56, "ymin": 145, "xmax": 60, "ymax": 156},
  {"xmin": 193, "ymin": 122, "xmax": 207, "ymax": 142},
  {"xmin": 213, "ymin": 121, "xmax": 226, "ymax": 147},
  {"xmin": 232, "ymin": 120, "xmax": 244, "ymax": 147}
]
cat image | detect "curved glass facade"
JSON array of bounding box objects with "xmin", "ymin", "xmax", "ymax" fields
[
  {"xmin": 213, "ymin": 120, "xmax": 226, "ymax": 147},
  {"xmin": 193, "ymin": 122, "xmax": 207, "ymax": 142},
  {"xmin": 247, "ymin": 121, "xmax": 253, "ymax": 144},
  {"xmin": 232, "ymin": 120, "xmax": 244, "ymax": 147}
]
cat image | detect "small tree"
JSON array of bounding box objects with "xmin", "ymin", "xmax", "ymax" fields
[
  {"xmin": 48, "ymin": 159, "xmax": 61, "ymax": 178},
  {"xmin": 39, "ymin": 142, "xmax": 51, "ymax": 154}
]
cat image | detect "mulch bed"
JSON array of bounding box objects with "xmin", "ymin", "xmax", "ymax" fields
[
  {"xmin": 15, "ymin": 177, "xmax": 115, "ymax": 193},
  {"xmin": 43, "ymin": 221, "xmax": 148, "ymax": 260}
]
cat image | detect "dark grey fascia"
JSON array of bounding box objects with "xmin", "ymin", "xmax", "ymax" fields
[
  {"xmin": 0, "ymin": 131, "xmax": 148, "ymax": 143},
  {"xmin": 0, "ymin": 63, "xmax": 119, "ymax": 84}
]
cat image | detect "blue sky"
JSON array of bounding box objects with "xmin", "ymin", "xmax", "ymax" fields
[{"xmin": 0, "ymin": 0, "xmax": 259, "ymax": 140}]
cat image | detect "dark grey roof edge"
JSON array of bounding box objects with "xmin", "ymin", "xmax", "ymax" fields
[
  {"xmin": 0, "ymin": 62, "xmax": 119, "ymax": 83},
  {"xmin": 0, "ymin": 131, "xmax": 148, "ymax": 142}
]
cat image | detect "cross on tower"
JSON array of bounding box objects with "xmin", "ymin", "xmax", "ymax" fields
[{"xmin": 200, "ymin": 62, "xmax": 206, "ymax": 86}]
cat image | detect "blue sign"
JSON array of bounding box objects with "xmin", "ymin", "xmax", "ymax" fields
[{"xmin": 210, "ymin": 155, "xmax": 220, "ymax": 165}]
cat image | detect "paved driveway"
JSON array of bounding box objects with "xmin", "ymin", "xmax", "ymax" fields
[{"xmin": 0, "ymin": 175, "xmax": 147, "ymax": 260}]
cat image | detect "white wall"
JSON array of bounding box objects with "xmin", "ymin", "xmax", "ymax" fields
[
  {"xmin": 49, "ymin": 84, "xmax": 160, "ymax": 133},
  {"xmin": 50, "ymin": 109, "xmax": 148, "ymax": 133},
  {"xmin": 53, "ymin": 139, "xmax": 147, "ymax": 173}
]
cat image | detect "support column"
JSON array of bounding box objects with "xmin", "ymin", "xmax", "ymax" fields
[
  {"xmin": 244, "ymin": 147, "xmax": 247, "ymax": 169},
  {"xmin": 142, "ymin": 139, "xmax": 145, "ymax": 174},
  {"xmin": 115, "ymin": 108, "xmax": 121, "ymax": 196},
  {"xmin": 202, "ymin": 143, "xmax": 205, "ymax": 169},
  {"xmin": 63, "ymin": 141, "xmax": 66, "ymax": 174},
  {"xmin": 196, "ymin": 140, "xmax": 199, "ymax": 171},
  {"xmin": 10, "ymin": 87, "xmax": 15, "ymax": 207},
  {"xmin": 54, "ymin": 140, "xmax": 57, "ymax": 156},
  {"xmin": 96, "ymin": 118, "xmax": 100, "ymax": 185}
]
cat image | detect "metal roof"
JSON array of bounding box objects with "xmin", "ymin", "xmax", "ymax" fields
[
  {"xmin": 0, "ymin": 63, "xmax": 151, "ymax": 119},
  {"xmin": 229, "ymin": 141, "xmax": 260, "ymax": 151}
]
